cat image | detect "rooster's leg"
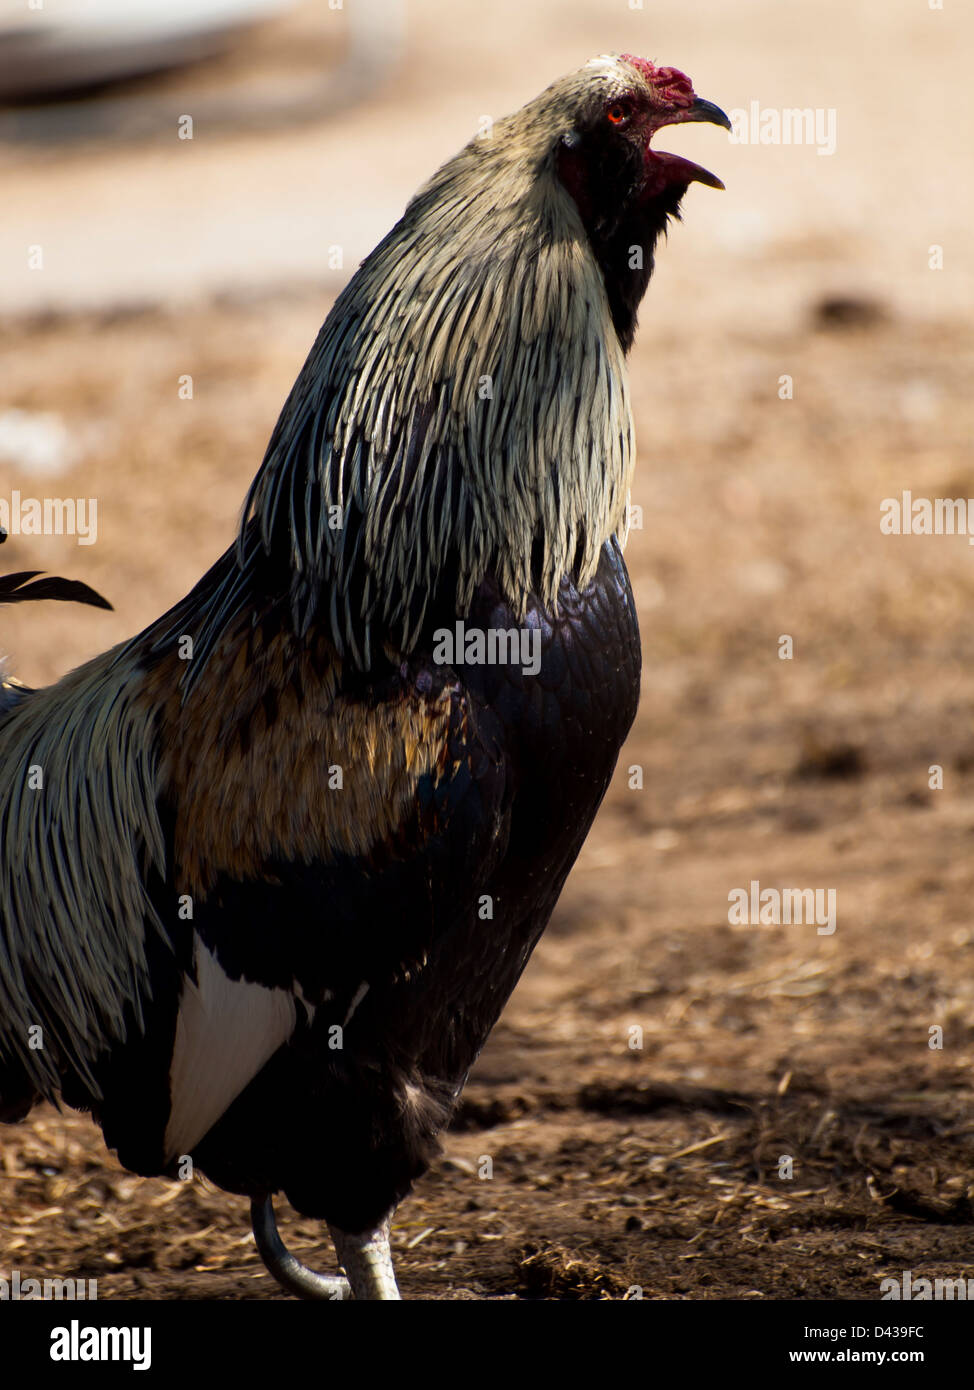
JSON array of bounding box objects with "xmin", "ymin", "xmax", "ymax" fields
[
  {"xmin": 251, "ymin": 1195, "xmax": 351, "ymax": 1300},
  {"xmin": 329, "ymin": 1214, "xmax": 401, "ymax": 1300}
]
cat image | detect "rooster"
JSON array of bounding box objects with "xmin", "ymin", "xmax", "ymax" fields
[{"xmin": 0, "ymin": 54, "xmax": 729, "ymax": 1299}]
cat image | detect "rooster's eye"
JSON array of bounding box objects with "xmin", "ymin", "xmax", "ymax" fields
[{"xmin": 606, "ymin": 102, "xmax": 630, "ymax": 127}]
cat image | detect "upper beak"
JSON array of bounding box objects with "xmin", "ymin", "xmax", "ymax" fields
[{"xmin": 683, "ymin": 96, "xmax": 733, "ymax": 132}]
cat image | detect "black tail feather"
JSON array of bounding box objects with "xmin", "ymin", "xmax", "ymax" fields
[{"xmin": 0, "ymin": 570, "xmax": 113, "ymax": 611}]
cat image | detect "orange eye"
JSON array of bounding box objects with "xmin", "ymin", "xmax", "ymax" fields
[{"xmin": 606, "ymin": 103, "xmax": 629, "ymax": 126}]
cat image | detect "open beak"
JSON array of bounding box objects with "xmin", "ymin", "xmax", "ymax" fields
[{"xmin": 648, "ymin": 95, "xmax": 732, "ymax": 192}]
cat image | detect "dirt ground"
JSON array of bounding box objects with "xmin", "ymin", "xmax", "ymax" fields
[{"xmin": 1, "ymin": 0, "xmax": 973, "ymax": 1300}]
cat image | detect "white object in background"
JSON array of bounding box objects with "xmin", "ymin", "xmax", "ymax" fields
[
  {"xmin": 0, "ymin": 409, "xmax": 81, "ymax": 478},
  {"xmin": 0, "ymin": 0, "xmax": 298, "ymax": 101}
]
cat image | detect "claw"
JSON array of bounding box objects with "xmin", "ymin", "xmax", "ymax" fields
[{"xmin": 251, "ymin": 1195, "xmax": 351, "ymax": 1300}]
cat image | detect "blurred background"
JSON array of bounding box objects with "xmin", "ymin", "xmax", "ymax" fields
[{"xmin": 1, "ymin": 0, "xmax": 974, "ymax": 1300}]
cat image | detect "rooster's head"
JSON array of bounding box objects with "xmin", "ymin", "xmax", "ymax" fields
[
  {"xmin": 531, "ymin": 53, "xmax": 731, "ymax": 349},
  {"xmin": 555, "ymin": 54, "xmax": 731, "ymax": 208}
]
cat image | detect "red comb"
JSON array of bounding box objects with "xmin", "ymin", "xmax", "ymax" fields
[{"xmin": 620, "ymin": 55, "xmax": 695, "ymax": 108}]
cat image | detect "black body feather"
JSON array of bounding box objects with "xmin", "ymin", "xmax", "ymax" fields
[
  {"xmin": 96, "ymin": 538, "xmax": 640, "ymax": 1231},
  {"xmin": 0, "ymin": 570, "xmax": 112, "ymax": 611}
]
